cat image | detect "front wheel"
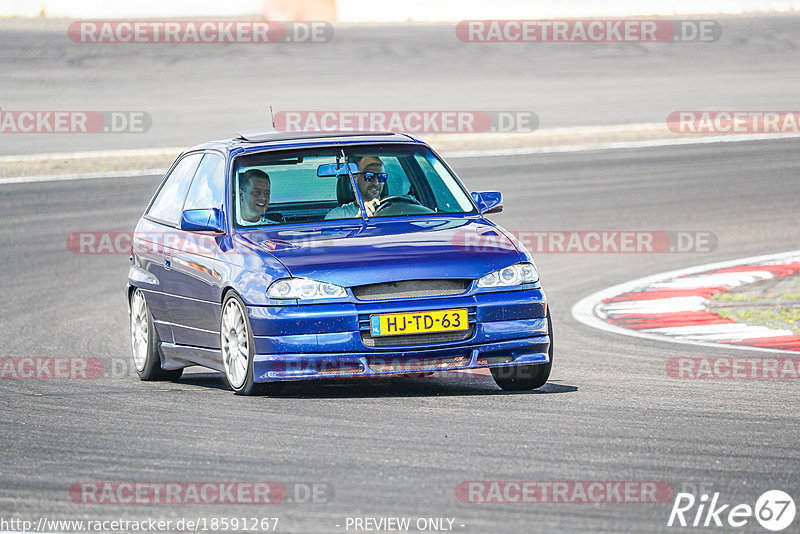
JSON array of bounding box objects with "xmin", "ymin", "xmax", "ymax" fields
[
  {"xmin": 220, "ymin": 293, "xmax": 283, "ymax": 396},
  {"xmin": 491, "ymin": 310, "xmax": 553, "ymax": 391},
  {"xmin": 129, "ymin": 288, "xmax": 183, "ymax": 381}
]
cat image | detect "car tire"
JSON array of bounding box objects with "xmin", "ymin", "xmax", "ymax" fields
[
  {"xmin": 220, "ymin": 292, "xmax": 283, "ymax": 396},
  {"xmin": 129, "ymin": 288, "xmax": 183, "ymax": 381},
  {"xmin": 490, "ymin": 309, "xmax": 553, "ymax": 391}
]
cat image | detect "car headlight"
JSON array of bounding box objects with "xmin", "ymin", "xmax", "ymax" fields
[
  {"xmin": 477, "ymin": 262, "xmax": 538, "ymax": 288},
  {"xmin": 267, "ymin": 278, "xmax": 347, "ymax": 299}
]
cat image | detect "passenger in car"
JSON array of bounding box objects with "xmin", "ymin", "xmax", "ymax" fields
[
  {"xmin": 325, "ymin": 156, "xmax": 386, "ymax": 219},
  {"xmin": 239, "ymin": 169, "xmax": 278, "ymax": 225}
]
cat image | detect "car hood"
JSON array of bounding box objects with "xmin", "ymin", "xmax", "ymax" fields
[{"xmin": 235, "ymin": 218, "xmax": 522, "ymax": 287}]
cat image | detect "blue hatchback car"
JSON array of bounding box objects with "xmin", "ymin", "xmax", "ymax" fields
[{"xmin": 128, "ymin": 130, "xmax": 552, "ymax": 395}]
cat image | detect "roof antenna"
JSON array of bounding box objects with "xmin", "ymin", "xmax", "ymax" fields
[{"xmin": 269, "ymin": 105, "xmax": 276, "ymax": 129}]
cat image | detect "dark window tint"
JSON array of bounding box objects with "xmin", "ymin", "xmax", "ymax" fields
[
  {"xmin": 147, "ymin": 153, "xmax": 203, "ymax": 225},
  {"xmin": 184, "ymin": 153, "xmax": 225, "ymax": 211}
]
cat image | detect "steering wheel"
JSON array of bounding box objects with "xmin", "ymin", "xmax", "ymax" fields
[{"xmin": 374, "ymin": 195, "xmax": 427, "ymax": 215}]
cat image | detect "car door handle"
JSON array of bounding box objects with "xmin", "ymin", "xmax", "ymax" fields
[{"xmin": 164, "ymin": 254, "xmax": 171, "ymax": 270}]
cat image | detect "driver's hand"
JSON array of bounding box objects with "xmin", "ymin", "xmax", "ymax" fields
[{"xmin": 364, "ymin": 198, "xmax": 380, "ymax": 217}]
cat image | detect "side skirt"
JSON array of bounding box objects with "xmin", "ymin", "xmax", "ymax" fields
[{"xmin": 159, "ymin": 343, "xmax": 225, "ymax": 372}]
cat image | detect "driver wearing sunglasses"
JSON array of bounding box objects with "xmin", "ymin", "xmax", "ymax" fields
[{"xmin": 325, "ymin": 156, "xmax": 387, "ymax": 219}]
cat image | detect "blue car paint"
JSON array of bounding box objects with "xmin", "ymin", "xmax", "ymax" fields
[{"xmin": 128, "ymin": 132, "xmax": 550, "ymax": 382}]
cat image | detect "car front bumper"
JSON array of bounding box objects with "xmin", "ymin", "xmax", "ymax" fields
[{"xmin": 246, "ymin": 289, "xmax": 549, "ymax": 382}]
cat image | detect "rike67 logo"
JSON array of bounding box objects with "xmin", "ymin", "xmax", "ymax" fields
[{"xmin": 668, "ymin": 490, "xmax": 795, "ymax": 531}]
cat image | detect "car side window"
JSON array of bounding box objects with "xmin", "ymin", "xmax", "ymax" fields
[
  {"xmin": 147, "ymin": 153, "xmax": 203, "ymax": 226},
  {"xmin": 183, "ymin": 153, "xmax": 225, "ymax": 212}
]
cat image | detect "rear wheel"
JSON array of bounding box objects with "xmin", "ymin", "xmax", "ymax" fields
[
  {"xmin": 220, "ymin": 292, "xmax": 283, "ymax": 396},
  {"xmin": 491, "ymin": 310, "xmax": 553, "ymax": 391},
  {"xmin": 129, "ymin": 288, "xmax": 183, "ymax": 381}
]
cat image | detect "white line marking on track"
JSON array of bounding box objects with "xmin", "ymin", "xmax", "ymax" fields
[
  {"xmin": 3, "ymin": 130, "xmax": 800, "ymax": 184},
  {"xmin": 0, "ymin": 147, "xmax": 182, "ymax": 163},
  {"xmin": 647, "ymin": 271, "xmax": 776, "ymax": 289},
  {"xmin": 571, "ymin": 250, "xmax": 800, "ymax": 355},
  {"xmin": 0, "ymin": 168, "xmax": 166, "ymax": 185},
  {"xmin": 642, "ymin": 324, "xmax": 794, "ymax": 341},
  {"xmin": 602, "ymin": 296, "xmax": 708, "ymax": 315},
  {"xmin": 446, "ymin": 132, "xmax": 800, "ymax": 158}
]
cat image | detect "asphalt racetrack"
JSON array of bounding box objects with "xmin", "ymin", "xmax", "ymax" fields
[
  {"xmin": 1, "ymin": 14, "xmax": 800, "ymax": 534},
  {"xmin": 2, "ymin": 138, "xmax": 799, "ymax": 532},
  {"xmin": 1, "ymin": 15, "xmax": 799, "ymax": 154}
]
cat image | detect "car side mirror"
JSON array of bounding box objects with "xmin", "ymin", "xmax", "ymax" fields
[
  {"xmin": 471, "ymin": 191, "xmax": 503, "ymax": 214},
  {"xmin": 180, "ymin": 208, "xmax": 225, "ymax": 233}
]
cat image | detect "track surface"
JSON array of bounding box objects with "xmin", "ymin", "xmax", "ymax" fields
[
  {"xmin": 2, "ymin": 138, "xmax": 799, "ymax": 532},
  {"xmin": 1, "ymin": 15, "xmax": 800, "ymax": 154},
  {"xmin": 3, "ymin": 14, "xmax": 800, "ymax": 534}
]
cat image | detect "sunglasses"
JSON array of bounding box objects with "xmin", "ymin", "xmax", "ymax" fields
[{"xmin": 360, "ymin": 172, "xmax": 388, "ymax": 183}]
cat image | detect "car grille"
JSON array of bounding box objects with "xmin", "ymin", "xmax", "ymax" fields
[
  {"xmin": 361, "ymin": 326, "xmax": 475, "ymax": 347},
  {"xmin": 369, "ymin": 356, "xmax": 471, "ymax": 373},
  {"xmin": 351, "ymin": 279, "xmax": 471, "ymax": 301},
  {"xmin": 316, "ymin": 364, "xmax": 365, "ymax": 376},
  {"xmin": 358, "ymin": 308, "xmax": 477, "ymax": 347}
]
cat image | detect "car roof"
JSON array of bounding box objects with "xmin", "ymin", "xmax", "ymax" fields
[{"xmin": 186, "ymin": 129, "xmax": 427, "ymax": 155}]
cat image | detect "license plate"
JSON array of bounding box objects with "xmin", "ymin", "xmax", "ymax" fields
[{"xmin": 369, "ymin": 309, "xmax": 468, "ymax": 337}]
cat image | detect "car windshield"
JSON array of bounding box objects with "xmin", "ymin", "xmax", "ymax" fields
[{"xmin": 232, "ymin": 144, "xmax": 476, "ymax": 227}]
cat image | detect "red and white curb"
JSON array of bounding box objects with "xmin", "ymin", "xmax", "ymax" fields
[{"xmin": 572, "ymin": 250, "xmax": 800, "ymax": 354}]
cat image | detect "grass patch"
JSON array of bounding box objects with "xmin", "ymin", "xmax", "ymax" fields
[{"xmin": 710, "ymin": 273, "xmax": 800, "ymax": 334}]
